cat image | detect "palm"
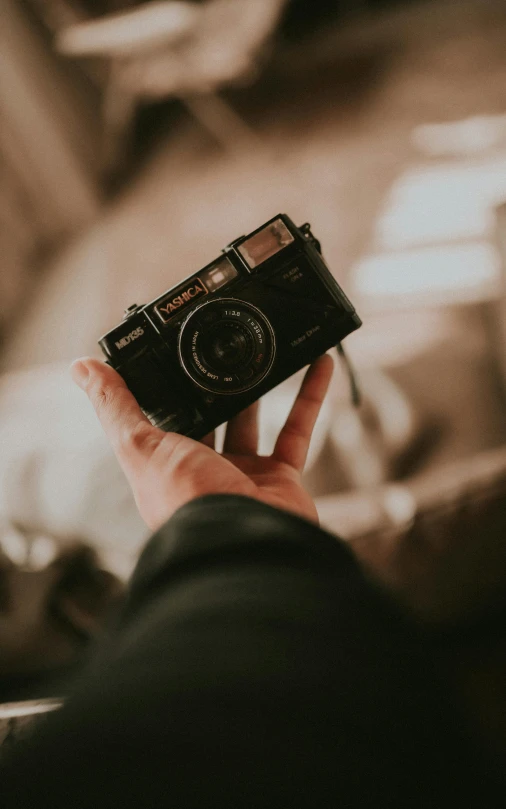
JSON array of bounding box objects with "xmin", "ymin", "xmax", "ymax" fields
[{"xmin": 224, "ymin": 453, "xmax": 318, "ymax": 522}]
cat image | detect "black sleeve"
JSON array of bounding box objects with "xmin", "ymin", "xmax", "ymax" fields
[{"xmin": 0, "ymin": 495, "xmax": 493, "ymax": 808}]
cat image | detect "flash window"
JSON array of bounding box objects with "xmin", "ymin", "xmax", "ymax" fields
[{"xmin": 238, "ymin": 219, "xmax": 294, "ymax": 270}]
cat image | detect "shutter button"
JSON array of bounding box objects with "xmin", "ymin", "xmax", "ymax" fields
[{"xmin": 123, "ymin": 304, "xmax": 141, "ymax": 319}]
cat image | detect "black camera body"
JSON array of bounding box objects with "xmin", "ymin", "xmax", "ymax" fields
[{"xmin": 99, "ymin": 214, "xmax": 361, "ymax": 440}]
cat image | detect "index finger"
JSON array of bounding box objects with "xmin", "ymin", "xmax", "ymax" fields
[{"xmin": 70, "ymin": 358, "xmax": 159, "ymax": 465}]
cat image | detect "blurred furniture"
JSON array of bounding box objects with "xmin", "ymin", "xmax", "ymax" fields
[
  {"xmin": 0, "ymin": 1, "xmax": 100, "ymax": 337},
  {"xmin": 492, "ymin": 201, "xmax": 506, "ymax": 397},
  {"xmin": 55, "ymin": 0, "xmax": 288, "ymax": 172},
  {"xmin": 317, "ymin": 444, "xmax": 506, "ymax": 774},
  {"xmin": 316, "ymin": 444, "xmax": 506, "ymax": 624},
  {"xmin": 344, "ymin": 142, "xmax": 506, "ymax": 478}
]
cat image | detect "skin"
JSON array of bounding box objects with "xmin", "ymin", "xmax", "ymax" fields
[{"xmin": 70, "ymin": 354, "xmax": 334, "ymax": 530}]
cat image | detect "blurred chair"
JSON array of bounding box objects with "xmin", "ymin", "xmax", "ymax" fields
[
  {"xmin": 491, "ymin": 201, "xmax": 506, "ymax": 396},
  {"xmin": 342, "ymin": 146, "xmax": 506, "ymax": 478},
  {"xmin": 55, "ymin": 0, "xmax": 289, "ymax": 172},
  {"xmin": 0, "ymin": 1, "xmax": 100, "ymax": 337}
]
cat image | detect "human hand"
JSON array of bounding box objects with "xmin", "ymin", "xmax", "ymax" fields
[{"xmin": 70, "ymin": 354, "xmax": 333, "ymax": 531}]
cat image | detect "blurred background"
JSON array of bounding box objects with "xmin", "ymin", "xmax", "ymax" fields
[{"xmin": 3, "ymin": 0, "xmax": 506, "ymax": 636}]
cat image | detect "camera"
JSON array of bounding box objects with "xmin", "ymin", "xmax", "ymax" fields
[{"xmin": 98, "ymin": 214, "xmax": 361, "ymax": 440}]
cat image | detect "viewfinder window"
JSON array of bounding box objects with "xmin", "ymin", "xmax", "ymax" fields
[
  {"xmin": 238, "ymin": 219, "xmax": 294, "ymax": 269},
  {"xmin": 199, "ymin": 257, "xmax": 239, "ymax": 292}
]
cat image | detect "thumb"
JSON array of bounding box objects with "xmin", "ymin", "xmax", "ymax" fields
[{"xmin": 70, "ymin": 358, "xmax": 158, "ymax": 465}]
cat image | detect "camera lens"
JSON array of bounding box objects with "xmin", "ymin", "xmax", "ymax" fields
[
  {"xmin": 179, "ymin": 299, "xmax": 275, "ymax": 394},
  {"xmin": 202, "ymin": 324, "xmax": 254, "ymax": 371}
]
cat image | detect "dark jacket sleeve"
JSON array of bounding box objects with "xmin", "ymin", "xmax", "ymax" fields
[{"xmin": 0, "ymin": 495, "xmax": 493, "ymax": 808}]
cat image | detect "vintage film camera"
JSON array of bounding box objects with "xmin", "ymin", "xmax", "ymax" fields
[{"xmin": 99, "ymin": 214, "xmax": 361, "ymax": 440}]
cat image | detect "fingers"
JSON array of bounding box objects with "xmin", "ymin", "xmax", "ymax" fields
[
  {"xmin": 272, "ymin": 354, "xmax": 333, "ymax": 472},
  {"xmin": 223, "ymin": 400, "xmax": 259, "ymax": 456},
  {"xmin": 70, "ymin": 358, "xmax": 159, "ymax": 469}
]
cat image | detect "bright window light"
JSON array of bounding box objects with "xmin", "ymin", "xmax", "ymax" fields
[
  {"xmin": 376, "ymin": 157, "xmax": 506, "ymax": 250},
  {"xmin": 412, "ymin": 115, "xmax": 506, "ymax": 158},
  {"xmin": 352, "ymin": 242, "xmax": 501, "ymax": 309}
]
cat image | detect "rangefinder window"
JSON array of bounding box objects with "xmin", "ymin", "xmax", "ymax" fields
[
  {"xmin": 199, "ymin": 256, "xmax": 239, "ymax": 293},
  {"xmin": 238, "ymin": 219, "xmax": 294, "ymax": 269}
]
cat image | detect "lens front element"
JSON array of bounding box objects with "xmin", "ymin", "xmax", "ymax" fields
[
  {"xmin": 203, "ymin": 323, "xmax": 254, "ymax": 371},
  {"xmin": 179, "ymin": 299, "xmax": 275, "ymax": 394}
]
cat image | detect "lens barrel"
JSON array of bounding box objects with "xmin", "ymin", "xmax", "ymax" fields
[{"xmin": 178, "ymin": 299, "xmax": 275, "ymax": 394}]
